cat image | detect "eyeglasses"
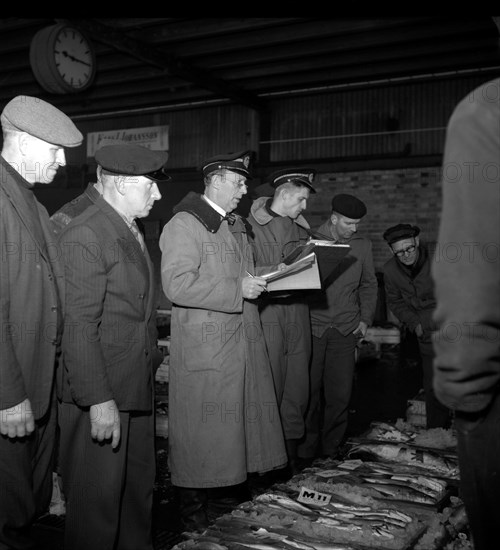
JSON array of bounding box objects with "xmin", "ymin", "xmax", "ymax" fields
[
  {"xmin": 393, "ymin": 244, "xmax": 416, "ymax": 257},
  {"xmin": 223, "ymin": 175, "xmax": 247, "ymax": 189}
]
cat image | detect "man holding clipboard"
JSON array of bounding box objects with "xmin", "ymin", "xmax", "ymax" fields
[{"xmin": 248, "ymin": 168, "xmax": 317, "ymax": 477}]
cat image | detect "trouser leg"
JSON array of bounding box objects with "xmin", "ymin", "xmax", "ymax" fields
[
  {"xmin": 280, "ymin": 304, "xmax": 311, "ymax": 440},
  {"xmin": 115, "ymin": 412, "xmax": 156, "ymax": 550},
  {"xmin": 59, "ymin": 402, "xmax": 128, "ymax": 550},
  {"xmin": 419, "ymin": 342, "xmax": 452, "ymax": 429},
  {"xmin": 0, "ymin": 399, "xmax": 56, "ymax": 550},
  {"xmin": 322, "ymin": 329, "xmax": 356, "ymax": 457},
  {"xmin": 297, "ymin": 332, "xmax": 327, "ymax": 459},
  {"xmin": 455, "ymin": 393, "xmax": 500, "ymax": 550}
]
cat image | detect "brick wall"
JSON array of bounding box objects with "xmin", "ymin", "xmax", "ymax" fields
[
  {"xmin": 148, "ymin": 164, "xmax": 445, "ymax": 311},
  {"xmin": 307, "ymin": 166, "xmax": 443, "ymax": 271}
]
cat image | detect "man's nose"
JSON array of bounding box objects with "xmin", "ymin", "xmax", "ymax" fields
[
  {"xmin": 56, "ymin": 149, "xmax": 66, "ymax": 166},
  {"xmin": 152, "ymin": 183, "xmax": 161, "ymax": 200}
]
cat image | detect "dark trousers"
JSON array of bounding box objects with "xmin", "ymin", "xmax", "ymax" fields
[
  {"xmin": 419, "ymin": 341, "xmax": 453, "ymax": 429},
  {"xmin": 259, "ymin": 301, "xmax": 311, "ymax": 440},
  {"xmin": 0, "ymin": 400, "xmax": 56, "ymax": 550},
  {"xmin": 455, "ymin": 393, "xmax": 500, "ymax": 550},
  {"xmin": 59, "ymin": 403, "xmax": 156, "ymax": 550},
  {"xmin": 298, "ymin": 327, "xmax": 356, "ymax": 458}
]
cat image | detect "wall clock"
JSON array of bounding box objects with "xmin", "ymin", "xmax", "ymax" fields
[{"xmin": 30, "ymin": 23, "xmax": 96, "ymax": 94}]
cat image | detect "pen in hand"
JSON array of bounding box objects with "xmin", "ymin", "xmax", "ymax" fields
[{"xmin": 245, "ymin": 271, "xmax": 268, "ymax": 292}]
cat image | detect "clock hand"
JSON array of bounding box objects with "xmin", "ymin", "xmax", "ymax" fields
[{"xmin": 61, "ymin": 50, "xmax": 91, "ymax": 67}]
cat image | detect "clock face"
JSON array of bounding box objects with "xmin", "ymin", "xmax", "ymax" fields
[{"xmin": 53, "ymin": 28, "xmax": 95, "ymax": 90}]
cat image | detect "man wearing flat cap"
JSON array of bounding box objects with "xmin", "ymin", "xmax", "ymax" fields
[
  {"xmin": 298, "ymin": 193, "xmax": 378, "ymax": 461},
  {"xmin": 247, "ymin": 167, "xmax": 317, "ymax": 477},
  {"xmin": 382, "ymin": 223, "xmax": 452, "ymax": 429},
  {"xmin": 0, "ymin": 95, "xmax": 82, "ymax": 549},
  {"xmin": 159, "ymin": 151, "xmax": 287, "ymax": 532},
  {"xmin": 56, "ymin": 143, "xmax": 168, "ymax": 550}
]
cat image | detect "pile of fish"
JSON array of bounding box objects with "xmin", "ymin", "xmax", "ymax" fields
[
  {"xmin": 345, "ymin": 422, "xmax": 460, "ymax": 482},
  {"xmin": 173, "ymin": 421, "xmax": 471, "ymax": 550}
]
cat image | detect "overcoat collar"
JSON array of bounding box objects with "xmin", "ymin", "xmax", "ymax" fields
[{"xmin": 173, "ymin": 191, "xmax": 249, "ymax": 234}]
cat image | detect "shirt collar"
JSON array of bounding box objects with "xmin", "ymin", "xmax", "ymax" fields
[{"xmin": 202, "ymin": 194, "xmax": 227, "ymax": 217}]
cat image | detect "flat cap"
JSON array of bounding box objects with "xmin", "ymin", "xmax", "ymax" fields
[
  {"xmin": 383, "ymin": 223, "xmax": 420, "ymax": 244},
  {"xmin": 202, "ymin": 150, "xmax": 253, "ymax": 179},
  {"xmin": 268, "ymin": 168, "xmax": 316, "ymax": 193},
  {"xmin": 331, "ymin": 193, "xmax": 367, "ymax": 219},
  {"xmin": 1, "ymin": 95, "xmax": 83, "ymax": 147},
  {"xmin": 95, "ymin": 144, "xmax": 171, "ymax": 182}
]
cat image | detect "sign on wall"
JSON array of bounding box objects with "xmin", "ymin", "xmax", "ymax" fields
[{"xmin": 86, "ymin": 125, "xmax": 169, "ymax": 158}]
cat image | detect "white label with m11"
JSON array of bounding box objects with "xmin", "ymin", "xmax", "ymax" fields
[{"xmin": 297, "ymin": 486, "xmax": 331, "ymax": 507}]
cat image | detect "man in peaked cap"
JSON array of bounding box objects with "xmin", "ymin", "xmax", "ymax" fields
[
  {"xmin": 56, "ymin": 143, "xmax": 167, "ymax": 550},
  {"xmin": 159, "ymin": 151, "xmax": 287, "ymax": 533},
  {"xmin": 0, "ymin": 95, "xmax": 82, "ymax": 549},
  {"xmin": 298, "ymin": 193, "xmax": 378, "ymax": 462},
  {"xmin": 51, "ymin": 142, "xmax": 170, "ymax": 235},
  {"xmin": 382, "ymin": 223, "xmax": 452, "ymax": 429},
  {"xmin": 247, "ymin": 167, "xmax": 316, "ymax": 478}
]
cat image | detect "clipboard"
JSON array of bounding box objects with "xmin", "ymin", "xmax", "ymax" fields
[
  {"xmin": 282, "ymin": 240, "xmax": 351, "ymax": 282},
  {"xmin": 260, "ymin": 252, "xmax": 321, "ymax": 292}
]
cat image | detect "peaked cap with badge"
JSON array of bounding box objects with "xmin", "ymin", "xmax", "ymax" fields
[
  {"xmin": 383, "ymin": 223, "xmax": 421, "ymax": 244},
  {"xmin": 202, "ymin": 150, "xmax": 254, "ymax": 179},
  {"xmin": 1, "ymin": 95, "xmax": 83, "ymax": 147},
  {"xmin": 95, "ymin": 143, "xmax": 171, "ymax": 182},
  {"xmin": 268, "ymin": 168, "xmax": 317, "ymax": 193},
  {"xmin": 331, "ymin": 193, "xmax": 367, "ymax": 219}
]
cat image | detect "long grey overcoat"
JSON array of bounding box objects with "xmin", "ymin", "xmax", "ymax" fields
[{"xmin": 159, "ymin": 192, "xmax": 287, "ymax": 488}]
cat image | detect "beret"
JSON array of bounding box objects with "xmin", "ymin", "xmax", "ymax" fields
[
  {"xmin": 383, "ymin": 223, "xmax": 420, "ymax": 244},
  {"xmin": 202, "ymin": 150, "xmax": 253, "ymax": 179},
  {"xmin": 331, "ymin": 193, "xmax": 367, "ymax": 219},
  {"xmin": 268, "ymin": 168, "xmax": 316, "ymax": 193},
  {"xmin": 95, "ymin": 144, "xmax": 171, "ymax": 182},
  {"xmin": 1, "ymin": 95, "xmax": 83, "ymax": 147}
]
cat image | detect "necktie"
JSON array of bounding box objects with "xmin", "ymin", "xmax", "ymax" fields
[
  {"xmin": 130, "ymin": 221, "xmax": 146, "ymax": 252},
  {"xmin": 222, "ymin": 213, "xmax": 236, "ymax": 225}
]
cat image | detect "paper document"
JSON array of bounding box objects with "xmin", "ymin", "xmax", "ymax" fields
[{"xmin": 261, "ymin": 252, "xmax": 321, "ymax": 292}]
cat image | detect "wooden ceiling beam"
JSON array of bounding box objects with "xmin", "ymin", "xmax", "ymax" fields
[{"xmin": 57, "ymin": 18, "xmax": 268, "ymax": 113}]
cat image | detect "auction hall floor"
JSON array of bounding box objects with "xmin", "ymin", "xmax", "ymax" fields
[{"xmin": 32, "ymin": 340, "xmax": 424, "ymax": 550}]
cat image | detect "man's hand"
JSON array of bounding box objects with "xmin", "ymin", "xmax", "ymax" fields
[
  {"xmin": 415, "ymin": 324, "xmax": 423, "ymax": 338},
  {"xmin": 353, "ymin": 321, "xmax": 368, "ymax": 339},
  {"xmin": 0, "ymin": 398, "xmax": 35, "ymax": 438},
  {"xmin": 90, "ymin": 399, "xmax": 120, "ymax": 449},
  {"xmin": 242, "ymin": 275, "xmax": 267, "ymax": 300}
]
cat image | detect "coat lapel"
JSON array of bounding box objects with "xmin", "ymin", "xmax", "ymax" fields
[
  {"xmin": 0, "ymin": 162, "xmax": 52, "ymax": 264},
  {"xmin": 94, "ymin": 196, "xmax": 150, "ymax": 280}
]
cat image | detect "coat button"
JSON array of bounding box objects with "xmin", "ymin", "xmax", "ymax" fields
[
  {"xmin": 138, "ymin": 294, "xmax": 144, "ymax": 300},
  {"xmin": 51, "ymin": 306, "xmax": 57, "ymax": 312}
]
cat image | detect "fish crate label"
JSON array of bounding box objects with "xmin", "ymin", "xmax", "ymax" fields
[{"xmin": 297, "ymin": 486, "xmax": 331, "ymax": 506}]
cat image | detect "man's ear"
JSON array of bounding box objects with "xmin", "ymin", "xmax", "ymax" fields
[
  {"xmin": 330, "ymin": 213, "xmax": 337, "ymax": 225},
  {"xmin": 18, "ymin": 132, "xmax": 30, "ymax": 156},
  {"xmin": 114, "ymin": 175, "xmax": 127, "ymax": 195},
  {"xmin": 415, "ymin": 235, "xmax": 420, "ymax": 246}
]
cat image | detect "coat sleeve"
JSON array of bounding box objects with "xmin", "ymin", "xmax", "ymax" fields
[
  {"xmin": 0, "ymin": 200, "xmax": 27, "ymax": 409},
  {"xmin": 59, "ymin": 224, "xmax": 114, "ymax": 407},
  {"xmin": 432, "ymin": 80, "xmax": 500, "ymax": 413},
  {"xmin": 159, "ymin": 213, "xmax": 244, "ymax": 313},
  {"xmin": 358, "ymin": 240, "xmax": 378, "ymax": 326},
  {"xmin": 383, "ymin": 265, "xmax": 421, "ymax": 330}
]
